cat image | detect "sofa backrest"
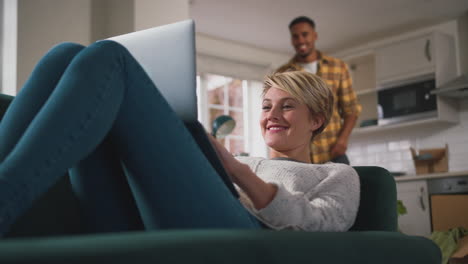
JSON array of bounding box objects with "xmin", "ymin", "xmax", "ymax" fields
[
  {"xmin": 6, "ymin": 176, "xmax": 86, "ymax": 238},
  {"xmin": 0, "ymin": 94, "xmax": 13, "ymax": 122},
  {"xmin": 351, "ymin": 166, "xmax": 397, "ymax": 231}
]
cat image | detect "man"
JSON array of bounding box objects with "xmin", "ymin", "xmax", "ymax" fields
[{"xmin": 277, "ymin": 16, "xmax": 361, "ymax": 164}]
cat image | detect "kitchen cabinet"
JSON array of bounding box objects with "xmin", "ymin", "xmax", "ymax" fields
[
  {"xmin": 343, "ymin": 31, "xmax": 459, "ymax": 135},
  {"xmin": 375, "ymin": 32, "xmax": 457, "ymax": 86},
  {"xmin": 396, "ymin": 180, "xmax": 431, "ymax": 237},
  {"xmin": 395, "ymin": 172, "xmax": 468, "ymax": 236},
  {"xmin": 348, "ymin": 53, "xmax": 376, "ymax": 94}
]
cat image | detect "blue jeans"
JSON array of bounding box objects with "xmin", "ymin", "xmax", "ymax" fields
[{"xmin": 0, "ymin": 41, "xmax": 261, "ymax": 236}]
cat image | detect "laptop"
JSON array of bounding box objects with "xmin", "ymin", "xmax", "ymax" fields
[
  {"xmin": 108, "ymin": 20, "xmax": 197, "ymax": 122},
  {"xmin": 107, "ymin": 20, "xmax": 238, "ymax": 197}
]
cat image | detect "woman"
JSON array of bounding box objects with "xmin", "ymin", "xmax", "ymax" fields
[
  {"xmin": 0, "ymin": 41, "xmax": 359, "ymax": 236},
  {"xmin": 213, "ymin": 72, "xmax": 360, "ymax": 231}
]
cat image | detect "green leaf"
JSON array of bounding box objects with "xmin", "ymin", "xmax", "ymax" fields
[{"xmin": 397, "ymin": 200, "xmax": 407, "ymax": 216}]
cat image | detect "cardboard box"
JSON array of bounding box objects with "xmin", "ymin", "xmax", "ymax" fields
[
  {"xmin": 430, "ymin": 194, "xmax": 468, "ymax": 231},
  {"xmin": 410, "ymin": 144, "xmax": 448, "ymax": 175}
]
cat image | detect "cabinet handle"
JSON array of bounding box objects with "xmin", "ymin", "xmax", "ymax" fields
[
  {"xmin": 425, "ymin": 39, "xmax": 432, "ymax": 62},
  {"xmin": 419, "ymin": 187, "xmax": 426, "ymax": 211}
]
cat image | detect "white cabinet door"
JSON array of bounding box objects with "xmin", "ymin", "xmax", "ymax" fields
[
  {"xmin": 396, "ymin": 180, "xmax": 431, "ymax": 237},
  {"xmin": 376, "ymin": 34, "xmax": 434, "ymax": 84},
  {"xmin": 347, "ymin": 54, "xmax": 376, "ymax": 93}
]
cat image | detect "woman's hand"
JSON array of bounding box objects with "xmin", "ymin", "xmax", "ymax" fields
[
  {"xmin": 207, "ymin": 133, "xmax": 277, "ymax": 209},
  {"xmin": 207, "ymin": 134, "xmax": 244, "ymax": 181}
]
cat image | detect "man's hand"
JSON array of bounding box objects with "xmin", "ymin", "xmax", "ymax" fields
[
  {"xmin": 330, "ymin": 138, "xmax": 348, "ymax": 159},
  {"xmin": 330, "ymin": 114, "xmax": 358, "ymax": 159}
]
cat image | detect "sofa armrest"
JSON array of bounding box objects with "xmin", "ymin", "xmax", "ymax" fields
[{"xmin": 0, "ymin": 230, "xmax": 441, "ymax": 264}]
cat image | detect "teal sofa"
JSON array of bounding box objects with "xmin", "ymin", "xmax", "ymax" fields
[{"xmin": 0, "ymin": 93, "xmax": 441, "ymax": 263}]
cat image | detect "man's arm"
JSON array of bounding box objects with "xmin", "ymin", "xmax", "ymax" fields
[
  {"xmin": 331, "ymin": 114, "xmax": 358, "ymax": 158},
  {"xmin": 331, "ymin": 61, "xmax": 361, "ymax": 159}
]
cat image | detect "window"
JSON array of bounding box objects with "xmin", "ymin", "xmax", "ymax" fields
[
  {"xmin": 198, "ymin": 73, "xmax": 247, "ymax": 155},
  {"xmin": 197, "ymin": 73, "xmax": 267, "ymax": 157}
]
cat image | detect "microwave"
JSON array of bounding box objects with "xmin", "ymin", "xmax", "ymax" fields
[{"xmin": 377, "ymin": 75, "xmax": 437, "ymax": 126}]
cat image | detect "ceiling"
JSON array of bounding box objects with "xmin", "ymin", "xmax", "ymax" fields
[{"xmin": 189, "ymin": 0, "xmax": 468, "ymax": 55}]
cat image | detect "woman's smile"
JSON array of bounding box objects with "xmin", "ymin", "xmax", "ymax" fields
[{"xmin": 266, "ymin": 125, "xmax": 288, "ymax": 133}]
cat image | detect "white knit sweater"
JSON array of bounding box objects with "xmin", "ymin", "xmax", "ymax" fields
[{"xmin": 235, "ymin": 157, "xmax": 360, "ymax": 232}]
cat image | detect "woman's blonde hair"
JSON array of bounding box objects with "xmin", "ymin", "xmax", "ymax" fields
[{"xmin": 263, "ymin": 71, "xmax": 334, "ymax": 137}]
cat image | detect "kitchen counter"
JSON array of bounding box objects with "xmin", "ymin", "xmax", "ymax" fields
[{"xmin": 394, "ymin": 170, "xmax": 468, "ymax": 182}]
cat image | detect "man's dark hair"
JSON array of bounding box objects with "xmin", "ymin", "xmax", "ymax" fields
[{"xmin": 288, "ymin": 16, "xmax": 315, "ymax": 29}]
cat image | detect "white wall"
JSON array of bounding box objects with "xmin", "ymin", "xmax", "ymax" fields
[
  {"xmin": 90, "ymin": 0, "xmax": 134, "ymax": 41},
  {"xmin": 196, "ymin": 33, "xmax": 290, "ymax": 76},
  {"xmin": 17, "ymin": 0, "xmax": 92, "ymax": 92},
  {"xmin": 2, "ymin": 0, "xmax": 17, "ymax": 95},
  {"xmin": 134, "ymin": 0, "xmax": 189, "ymax": 30}
]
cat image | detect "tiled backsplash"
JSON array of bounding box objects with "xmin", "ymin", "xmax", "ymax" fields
[{"xmin": 348, "ymin": 98, "xmax": 468, "ymax": 175}]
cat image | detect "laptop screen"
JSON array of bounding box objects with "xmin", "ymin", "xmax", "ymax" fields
[{"xmin": 108, "ymin": 20, "xmax": 197, "ymax": 122}]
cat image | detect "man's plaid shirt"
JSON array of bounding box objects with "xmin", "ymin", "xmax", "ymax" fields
[{"xmin": 277, "ymin": 51, "xmax": 362, "ymax": 163}]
